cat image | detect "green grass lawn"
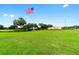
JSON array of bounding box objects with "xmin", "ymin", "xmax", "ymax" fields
[{"xmin": 0, "ymin": 30, "xmax": 79, "ymax": 55}]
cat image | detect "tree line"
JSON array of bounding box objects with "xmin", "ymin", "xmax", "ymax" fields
[
  {"xmin": 62, "ymin": 25, "xmax": 79, "ymax": 30},
  {"xmin": 0, "ymin": 17, "xmax": 53, "ymax": 31},
  {"xmin": 1, "ymin": 17, "xmax": 78, "ymax": 31}
]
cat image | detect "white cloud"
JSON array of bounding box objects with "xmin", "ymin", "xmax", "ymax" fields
[
  {"xmin": 9, "ymin": 14, "xmax": 15, "ymax": 18},
  {"xmin": 3, "ymin": 13, "xmax": 8, "ymax": 16},
  {"xmin": 3, "ymin": 13, "xmax": 15, "ymax": 18},
  {"xmin": 63, "ymin": 4, "xmax": 69, "ymax": 8}
]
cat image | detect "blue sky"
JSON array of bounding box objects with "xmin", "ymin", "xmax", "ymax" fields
[{"xmin": 0, "ymin": 4, "xmax": 79, "ymax": 27}]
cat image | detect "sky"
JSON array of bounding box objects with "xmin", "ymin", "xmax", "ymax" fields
[{"xmin": 0, "ymin": 4, "xmax": 79, "ymax": 27}]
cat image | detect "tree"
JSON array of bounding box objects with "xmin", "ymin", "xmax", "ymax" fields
[
  {"xmin": 0, "ymin": 25, "xmax": 4, "ymax": 29},
  {"xmin": 9, "ymin": 25, "xmax": 17, "ymax": 29},
  {"xmin": 32, "ymin": 23, "xmax": 38, "ymax": 30},
  {"xmin": 22, "ymin": 23, "xmax": 38, "ymax": 31},
  {"xmin": 22, "ymin": 23, "xmax": 33, "ymax": 31},
  {"xmin": 39, "ymin": 23, "xmax": 48, "ymax": 30},
  {"xmin": 47, "ymin": 24, "xmax": 53, "ymax": 27},
  {"xmin": 13, "ymin": 17, "xmax": 26, "ymax": 28},
  {"xmin": 13, "ymin": 19, "xmax": 17, "ymax": 26},
  {"xmin": 22, "ymin": 25, "xmax": 27, "ymax": 31},
  {"xmin": 62, "ymin": 25, "xmax": 79, "ymax": 30}
]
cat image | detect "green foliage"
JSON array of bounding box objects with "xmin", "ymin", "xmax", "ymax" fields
[
  {"xmin": 14, "ymin": 28, "xmax": 25, "ymax": 32},
  {"xmin": 13, "ymin": 19, "xmax": 17, "ymax": 26},
  {"xmin": 12, "ymin": 17, "xmax": 53, "ymax": 31},
  {"xmin": 13, "ymin": 17, "xmax": 26, "ymax": 26},
  {"xmin": 22, "ymin": 23, "xmax": 53, "ymax": 31},
  {"xmin": 0, "ymin": 25, "xmax": 4, "ymax": 29},
  {"xmin": 22, "ymin": 23, "xmax": 38, "ymax": 31},
  {"xmin": 62, "ymin": 25, "xmax": 79, "ymax": 30},
  {"xmin": 9, "ymin": 25, "xmax": 17, "ymax": 29},
  {"xmin": 47, "ymin": 24, "xmax": 53, "ymax": 27},
  {"xmin": 39, "ymin": 23, "xmax": 49, "ymax": 30},
  {"xmin": 0, "ymin": 17, "xmax": 53, "ymax": 31}
]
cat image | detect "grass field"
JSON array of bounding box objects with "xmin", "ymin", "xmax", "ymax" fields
[{"xmin": 0, "ymin": 30, "xmax": 79, "ymax": 55}]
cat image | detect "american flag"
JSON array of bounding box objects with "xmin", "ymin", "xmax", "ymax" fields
[{"xmin": 26, "ymin": 8, "xmax": 34, "ymax": 14}]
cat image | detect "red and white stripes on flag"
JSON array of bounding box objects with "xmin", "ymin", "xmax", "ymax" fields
[{"xmin": 26, "ymin": 8, "xmax": 34, "ymax": 14}]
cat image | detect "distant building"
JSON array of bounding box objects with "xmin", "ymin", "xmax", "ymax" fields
[{"xmin": 48, "ymin": 26, "xmax": 62, "ymax": 30}]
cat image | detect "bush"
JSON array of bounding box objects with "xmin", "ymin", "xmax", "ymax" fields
[{"xmin": 14, "ymin": 28, "xmax": 25, "ymax": 32}]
